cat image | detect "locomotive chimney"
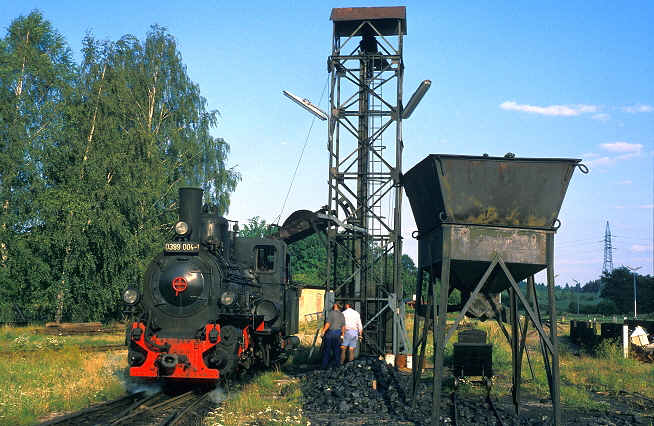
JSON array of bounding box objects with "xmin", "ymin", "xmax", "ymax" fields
[{"xmin": 179, "ymin": 187, "xmax": 203, "ymax": 242}]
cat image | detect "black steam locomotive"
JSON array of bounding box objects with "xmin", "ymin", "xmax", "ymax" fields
[{"xmin": 123, "ymin": 188, "xmax": 300, "ymax": 382}]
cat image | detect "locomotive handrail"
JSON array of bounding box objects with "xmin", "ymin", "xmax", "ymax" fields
[{"xmin": 144, "ymin": 310, "xmax": 171, "ymax": 352}]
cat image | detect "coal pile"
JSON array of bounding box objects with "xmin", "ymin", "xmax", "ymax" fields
[
  {"xmin": 301, "ymin": 358, "xmax": 647, "ymax": 425},
  {"xmin": 300, "ymin": 357, "xmax": 559, "ymax": 426},
  {"xmin": 302, "ymin": 357, "xmax": 434, "ymax": 425}
]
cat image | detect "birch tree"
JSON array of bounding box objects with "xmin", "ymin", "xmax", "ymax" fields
[
  {"xmin": 0, "ymin": 10, "xmax": 76, "ymax": 319},
  {"xmin": 46, "ymin": 26, "xmax": 239, "ymax": 320}
]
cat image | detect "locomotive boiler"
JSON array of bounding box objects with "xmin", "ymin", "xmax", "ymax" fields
[{"xmin": 123, "ymin": 188, "xmax": 300, "ymax": 382}]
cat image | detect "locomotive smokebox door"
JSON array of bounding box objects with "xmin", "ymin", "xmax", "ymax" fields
[{"xmin": 452, "ymin": 329, "xmax": 493, "ymax": 389}]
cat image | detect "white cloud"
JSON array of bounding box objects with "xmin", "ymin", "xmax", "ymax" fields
[
  {"xmin": 585, "ymin": 155, "xmax": 635, "ymax": 167},
  {"xmin": 600, "ymin": 142, "xmax": 643, "ymax": 153},
  {"xmin": 500, "ymin": 102, "xmax": 654, "ymax": 117},
  {"xmin": 622, "ymin": 104, "xmax": 654, "ymax": 113},
  {"xmin": 499, "ymin": 101, "xmax": 598, "ymax": 116},
  {"xmin": 555, "ymin": 258, "xmax": 600, "ymax": 266},
  {"xmin": 592, "ymin": 113, "xmax": 611, "ymax": 122},
  {"xmin": 612, "ymin": 204, "xmax": 653, "ymax": 210},
  {"xmin": 631, "ymin": 244, "xmax": 653, "ymax": 252},
  {"xmin": 586, "ymin": 142, "xmax": 645, "ymax": 167},
  {"xmin": 618, "ymin": 180, "xmax": 633, "ymax": 184}
]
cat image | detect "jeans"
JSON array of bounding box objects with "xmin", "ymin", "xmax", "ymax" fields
[{"xmin": 321, "ymin": 329, "xmax": 341, "ymax": 367}]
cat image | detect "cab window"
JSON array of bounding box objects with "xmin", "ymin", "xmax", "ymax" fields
[{"xmin": 255, "ymin": 246, "xmax": 276, "ymax": 272}]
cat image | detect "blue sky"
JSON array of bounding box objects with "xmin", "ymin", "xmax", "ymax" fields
[{"xmin": 2, "ymin": 1, "xmax": 652, "ymax": 288}]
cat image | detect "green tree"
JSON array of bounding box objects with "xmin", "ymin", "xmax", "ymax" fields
[
  {"xmin": 595, "ymin": 299, "xmax": 618, "ymax": 316},
  {"xmin": 42, "ymin": 25, "xmax": 239, "ymax": 321},
  {"xmin": 582, "ymin": 278, "xmax": 601, "ymax": 293},
  {"xmin": 0, "ymin": 10, "xmax": 76, "ymax": 319},
  {"xmin": 600, "ymin": 266, "xmax": 653, "ymax": 315},
  {"xmin": 0, "ymin": 14, "xmax": 240, "ymax": 321},
  {"xmin": 239, "ymin": 216, "xmax": 273, "ymax": 238},
  {"xmin": 287, "ymin": 233, "xmax": 327, "ymax": 286},
  {"xmin": 400, "ymin": 254, "xmax": 418, "ymax": 299}
]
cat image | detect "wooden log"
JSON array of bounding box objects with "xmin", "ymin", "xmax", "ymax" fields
[{"xmin": 44, "ymin": 322, "xmax": 104, "ymax": 335}]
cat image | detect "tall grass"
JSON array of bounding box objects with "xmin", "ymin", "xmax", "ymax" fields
[
  {"xmin": 2, "ymin": 324, "xmax": 124, "ymax": 350},
  {"xmin": 0, "ymin": 348, "xmax": 126, "ymax": 424},
  {"xmin": 464, "ymin": 320, "xmax": 654, "ymax": 412},
  {"xmin": 0, "ymin": 324, "xmax": 126, "ymax": 425},
  {"xmin": 5, "ymin": 317, "xmax": 654, "ymax": 424},
  {"xmin": 564, "ymin": 338, "xmax": 654, "ymax": 395},
  {"xmin": 204, "ymin": 369, "xmax": 306, "ymax": 426}
]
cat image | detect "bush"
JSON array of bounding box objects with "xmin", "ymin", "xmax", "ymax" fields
[{"xmin": 596, "ymin": 299, "xmax": 618, "ymax": 315}]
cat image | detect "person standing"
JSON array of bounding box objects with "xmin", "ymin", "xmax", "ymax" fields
[
  {"xmin": 321, "ymin": 300, "xmax": 345, "ymax": 368},
  {"xmin": 340, "ymin": 300, "xmax": 362, "ymax": 364}
]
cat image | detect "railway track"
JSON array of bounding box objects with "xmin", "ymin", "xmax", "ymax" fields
[
  {"xmin": 39, "ymin": 389, "xmax": 212, "ymax": 426},
  {"xmin": 451, "ymin": 391, "xmax": 505, "ymax": 426}
]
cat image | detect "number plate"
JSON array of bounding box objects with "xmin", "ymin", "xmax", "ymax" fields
[{"xmin": 164, "ymin": 242, "xmax": 200, "ymax": 253}]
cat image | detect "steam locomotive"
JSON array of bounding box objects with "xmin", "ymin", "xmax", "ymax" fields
[{"xmin": 123, "ymin": 188, "xmax": 300, "ymax": 382}]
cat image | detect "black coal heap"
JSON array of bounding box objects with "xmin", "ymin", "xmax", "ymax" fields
[
  {"xmin": 301, "ymin": 357, "xmax": 562, "ymax": 426},
  {"xmin": 301, "ymin": 356, "xmax": 644, "ymax": 425},
  {"xmin": 302, "ymin": 357, "xmax": 434, "ymax": 424}
]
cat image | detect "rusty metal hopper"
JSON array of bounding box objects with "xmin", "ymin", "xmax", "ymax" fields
[
  {"xmin": 417, "ymin": 225, "xmax": 549, "ymax": 292},
  {"xmin": 404, "ymin": 154, "xmax": 583, "ymax": 293},
  {"xmin": 403, "ymin": 154, "xmax": 582, "ymax": 233}
]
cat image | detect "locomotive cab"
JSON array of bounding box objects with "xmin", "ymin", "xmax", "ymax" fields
[{"xmin": 234, "ymin": 237, "xmax": 299, "ymax": 335}]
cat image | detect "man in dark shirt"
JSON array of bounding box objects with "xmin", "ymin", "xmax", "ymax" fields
[{"xmin": 321, "ymin": 300, "xmax": 345, "ymax": 368}]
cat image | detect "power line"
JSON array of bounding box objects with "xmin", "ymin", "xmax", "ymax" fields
[
  {"xmin": 556, "ymin": 248, "xmax": 604, "ymax": 256},
  {"xmin": 275, "ymin": 77, "xmax": 329, "ymax": 225},
  {"xmin": 613, "ymin": 235, "xmax": 654, "ymax": 242},
  {"xmin": 556, "ymin": 240, "xmax": 602, "ymax": 249}
]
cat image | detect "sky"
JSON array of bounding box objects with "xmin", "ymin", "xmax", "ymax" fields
[{"xmin": 2, "ymin": 1, "xmax": 652, "ymax": 289}]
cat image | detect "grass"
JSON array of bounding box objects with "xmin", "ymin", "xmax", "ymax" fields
[
  {"xmin": 204, "ymin": 369, "xmax": 306, "ymax": 426},
  {"xmin": 563, "ymin": 338, "xmax": 654, "ymax": 393},
  {"xmin": 4, "ymin": 317, "xmax": 654, "ymax": 425},
  {"xmin": 0, "ymin": 324, "xmax": 127, "ymax": 425},
  {"xmin": 2, "ymin": 324, "xmax": 125, "ymax": 350},
  {"xmin": 464, "ymin": 320, "xmax": 654, "ymax": 413}
]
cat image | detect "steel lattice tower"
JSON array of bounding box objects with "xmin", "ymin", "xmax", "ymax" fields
[
  {"xmin": 603, "ymin": 221, "xmax": 614, "ymax": 274},
  {"xmin": 325, "ymin": 7, "xmax": 409, "ymax": 355}
]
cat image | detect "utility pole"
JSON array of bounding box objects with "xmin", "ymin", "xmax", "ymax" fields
[
  {"xmin": 627, "ymin": 266, "xmax": 641, "ymax": 319},
  {"xmin": 573, "ymin": 279, "xmax": 580, "ymax": 315}
]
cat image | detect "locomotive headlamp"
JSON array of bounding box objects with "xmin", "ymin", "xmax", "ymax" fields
[
  {"xmin": 220, "ymin": 291, "xmax": 236, "ymax": 306},
  {"xmin": 174, "ymin": 221, "xmax": 191, "ymax": 236},
  {"xmin": 123, "ymin": 288, "xmax": 140, "ymax": 305}
]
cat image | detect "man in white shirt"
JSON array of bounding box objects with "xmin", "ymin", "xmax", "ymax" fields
[{"xmin": 340, "ymin": 300, "xmax": 362, "ymax": 364}]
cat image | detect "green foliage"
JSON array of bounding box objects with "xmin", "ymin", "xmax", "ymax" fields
[
  {"xmin": 0, "ymin": 14, "xmax": 240, "ymax": 321},
  {"xmin": 287, "ymin": 234, "xmax": 326, "ymax": 286},
  {"xmin": 595, "ymin": 299, "xmax": 618, "ymax": 315},
  {"xmin": 286, "ymin": 234, "xmax": 420, "ymax": 293},
  {"xmin": 600, "ymin": 266, "xmax": 653, "ymax": 315},
  {"xmin": 400, "ymin": 253, "xmax": 418, "ymax": 298},
  {"xmin": 0, "ymin": 10, "xmax": 77, "ymax": 320},
  {"xmin": 239, "ymin": 216, "xmax": 274, "ymax": 238}
]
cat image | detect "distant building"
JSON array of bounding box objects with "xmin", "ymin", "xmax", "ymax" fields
[{"xmin": 299, "ymin": 288, "xmax": 325, "ymax": 322}]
